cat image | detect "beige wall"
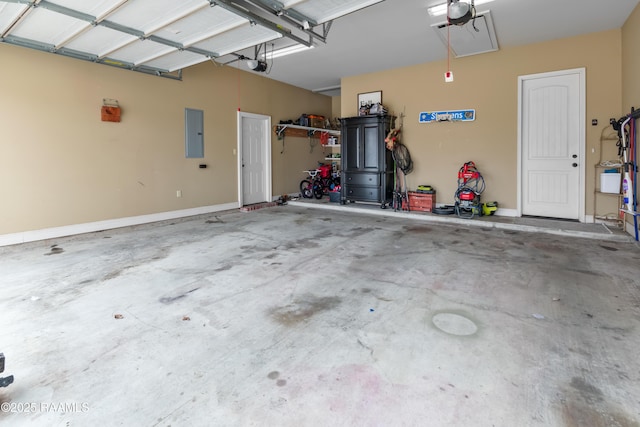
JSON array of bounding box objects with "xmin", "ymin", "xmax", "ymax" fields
[
  {"xmin": 621, "ymin": 3, "xmax": 640, "ymax": 231},
  {"xmin": 0, "ymin": 44, "xmax": 331, "ymax": 235},
  {"xmin": 1, "ymin": 21, "xmax": 635, "ymax": 238},
  {"xmin": 332, "ymin": 96, "xmax": 342, "ymax": 118},
  {"xmin": 622, "ymin": 3, "xmax": 640, "ymax": 113},
  {"xmin": 341, "ymin": 30, "xmax": 623, "ymax": 213}
]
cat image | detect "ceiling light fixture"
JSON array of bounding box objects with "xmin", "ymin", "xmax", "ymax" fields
[
  {"xmin": 312, "ymin": 85, "xmax": 341, "ymax": 93},
  {"xmin": 263, "ymin": 44, "xmax": 314, "ymax": 60},
  {"xmin": 427, "ymin": 0, "xmax": 494, "ymax": 17}
]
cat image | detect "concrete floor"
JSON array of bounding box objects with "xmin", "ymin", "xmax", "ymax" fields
[{"xmin": 1, "ymin": 205, "xmax": 639, "ymax": 426}]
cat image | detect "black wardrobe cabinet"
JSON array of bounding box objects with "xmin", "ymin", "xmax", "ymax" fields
[{"xmin": 339, "ymin": 115, "xmax": 396, "ymax": 208}]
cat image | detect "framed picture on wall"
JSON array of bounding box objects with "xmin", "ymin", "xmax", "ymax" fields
[{"xmin": 357, "ymin": 91, "xmax": 382, "ymax": 110}]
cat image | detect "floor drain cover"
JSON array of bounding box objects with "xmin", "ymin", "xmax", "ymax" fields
[{"xmin": 432, "ymin": 312, "xmax": 478, "ymax": 336}]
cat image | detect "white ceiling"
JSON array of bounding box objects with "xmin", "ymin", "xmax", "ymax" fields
[
  {"xmin": 232, "ymin": 0, "xmax": 640, "ymax": 95},
  {"xmin": 1, "ymin": 0, "xmax": 639, "ymax": 96}
]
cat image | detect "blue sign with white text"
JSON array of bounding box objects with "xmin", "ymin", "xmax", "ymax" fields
[{"xmin": 419, "ymin": 109, "xmax": 475, "ymax": 123}]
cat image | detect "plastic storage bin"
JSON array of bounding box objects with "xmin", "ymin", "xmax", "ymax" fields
[{"xmin": 600, "ymin": 172, "xmax": 621, "ymax": 193}]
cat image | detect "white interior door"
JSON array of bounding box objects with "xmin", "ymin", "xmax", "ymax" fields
[
  {"xmin": 518, "ymin": 68, "xmax": 585, "ymax": 221},
  {"xmin": 238, "ymin": 112, "xmax": 272, "ymax": 206}
]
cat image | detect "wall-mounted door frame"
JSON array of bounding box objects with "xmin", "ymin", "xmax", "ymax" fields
[
  {"xmin": 517, "ymin": 67, "xmax": 586, "ymax": 222},
  {"xmin": 236, "ymin": 111, "xmax": 272, "ymax": 207}
]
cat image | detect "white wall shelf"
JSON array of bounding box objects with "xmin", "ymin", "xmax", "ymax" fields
[{"xmin": 274, "ymin": 124, "xmax": 340, "ymax": 137}]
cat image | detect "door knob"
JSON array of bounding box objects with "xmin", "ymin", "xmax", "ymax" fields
[
  {"xmin": 572, "ymin": 163, "xmax": 578, "ymax": 167},
  {"xmin": 572, "ymin": 154, "xmax": 577, "ymax": 158}
]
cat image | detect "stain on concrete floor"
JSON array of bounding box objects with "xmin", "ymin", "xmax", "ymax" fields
[{"xmin": 268, "ymin": 294, "xmax": 342, "ymax": 326}]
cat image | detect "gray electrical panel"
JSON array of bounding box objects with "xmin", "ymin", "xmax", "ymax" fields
[{"xmin": 185, "ymin": 108, "xmax": 204, "ymax": 158}]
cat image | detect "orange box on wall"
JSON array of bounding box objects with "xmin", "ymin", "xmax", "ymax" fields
[{"xmin": 101, "ymin": 106, "xmax": 121, "ymax": 122}]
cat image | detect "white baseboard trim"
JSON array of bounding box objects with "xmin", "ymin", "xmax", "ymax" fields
[
  {"xmin": 495, "ymin": 208, "xmax": 518, "ymax": 217},
  {"xmin": 0, "ymin": 202, "xmax": 238, "ymax": 247}
]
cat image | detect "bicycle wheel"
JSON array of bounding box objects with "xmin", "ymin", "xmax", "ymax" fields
[
  {"xmin": 300, "ymin": 180, "xmax": 313, "ymax": 198},
  {"xmin": 313, "ymin": 180, "xmax": 324, "ymax": 199},
  {"xmin": 325, "ymin": 177, "xmax": 339, "ymax": 193}
]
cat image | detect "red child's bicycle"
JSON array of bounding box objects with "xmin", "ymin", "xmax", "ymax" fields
[{"xmin": 300, "ymin": 164, "xmax": 339, "ymax": 199}]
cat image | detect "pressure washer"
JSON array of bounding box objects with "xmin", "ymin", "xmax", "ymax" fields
[{"xmin": 454, "ymin": 161, "xmax": 485, "ymax": 218}]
